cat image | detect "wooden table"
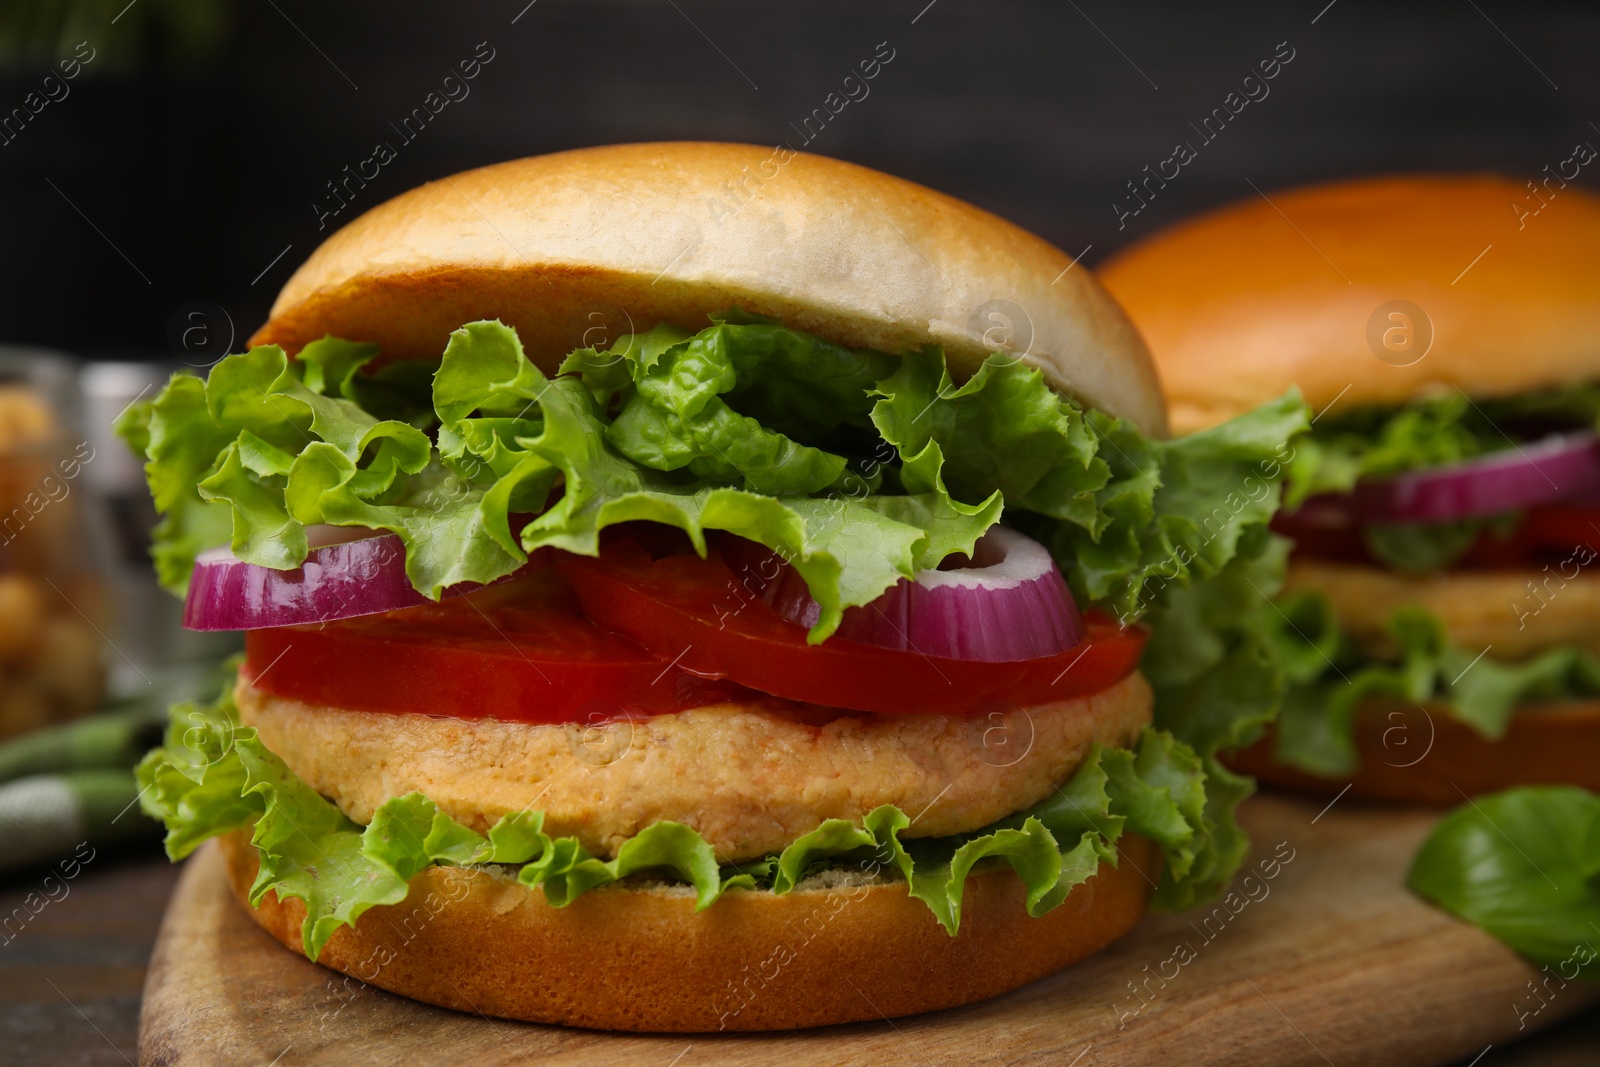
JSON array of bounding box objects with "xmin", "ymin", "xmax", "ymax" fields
[{"xmin": 0, "ymin": 851, "xmax": 179, "ymax": 1067}]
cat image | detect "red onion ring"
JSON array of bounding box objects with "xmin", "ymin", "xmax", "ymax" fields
[
  {"xmin": 1295, "ymin": 431, "xmax": 1600, "ymax": 526},
  {"xmin": 183, "ymin": 527, "xmax": 539, "ymax": 631},
  {"xmin": 724, "ymin": 526, "xmax": 1085, "ymax": 662}
]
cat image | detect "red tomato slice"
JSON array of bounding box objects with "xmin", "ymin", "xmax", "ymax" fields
[
  {"xmin": 1458, "ymin": 504, "xmax": 1600, "ymax": 569},
  {"xmin": 558, "ymin": 541, "xmax": 1147, "ymax": 716},
  {"xmin": 1273, "ymin": 511, "xmax": 1368, "ymax": 565},
  {"xmin": 242, "ymin": 571, "xmax": 744, "ymax": 723},
  {"xmin": 1283, "ymin": 504, "xmax": 1600, "ymax": 571}
]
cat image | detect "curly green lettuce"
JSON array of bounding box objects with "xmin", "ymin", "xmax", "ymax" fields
[
  {"xmin": 1262, "ymin": 592, "xmax": 1600, "ymax": 777},
  {"xmin": 116, "ymin": 311, "xmax": 1305, "ymax": 643},
  {"xmin": 1288, "ymin": 384, "xmax": 1600, "ymax": 505},
  {"xmin": 1139, "ymin": 539, "xmax": 1293, "ymax": 908},
  {"xmin": 141, "ymin": 681, "xmax": 1220, "ymax": 959},
  {"xmin": 1409, "ymin": 786, "xmax": 1600, "ymax": 980}
]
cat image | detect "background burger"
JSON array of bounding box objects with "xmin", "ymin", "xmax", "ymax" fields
[
  {"xmin": 122, "ymin": 142, "xmax": 1306, "ymax": 1031},
  {"xmin": 1102, "ymin": 173, "xmax": 1600, "ymax": 804}
]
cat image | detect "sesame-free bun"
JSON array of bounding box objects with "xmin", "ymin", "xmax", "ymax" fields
[
  {"xmin": 1228, "ymin": 700, "xmax": 1600, "ymax": 805},
  {"xmin": 1100, "ymin": 174, "xmax": 1600, "ymax": 433},
  {"xmin": 218, "ymin": 827, "xmax": 1156, "ymax": 1032},
  {"xmin": 251, "ymin": 142, "xmax": 1166, "ymax": 435}
]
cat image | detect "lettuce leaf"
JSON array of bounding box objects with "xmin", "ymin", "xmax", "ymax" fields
[
  {"xmin": 870, "ymin": 352, "xmax": 1308, "ymax": 623},
  {"xmin": 118, "ymin": 319, "xmax": 1001, "ymax": 642},
  {"xmin": 1408, "ymin": 786, "xmax": 1600, "ymax": 979},
  {"xmin": 1265, "ymin": 592, "xmax": 1600, "ymax": 776},
  {"xmin": 139, "ymin": 680, "xmax": 1221, "ymax": 957},
  {"xmin": 438, "ymin": 320, "xmax": 998, "ymax": 640},
  {"xmin": 1140, "ymin": 539, "xmax": 1290, "ymax": 908},
  {"xmin": 561, "ymin": 312, "xmax": 876, "ymax": 495},
  {"xmin": 1288, "ymin": 384, "xmax": 1600, "ymax": 505},
  {"xmin": 116, "ymin": 314, "xmax": 1302, "ymax": 638}
]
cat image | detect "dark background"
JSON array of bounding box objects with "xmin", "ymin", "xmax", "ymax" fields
[{"xmin": 0, "ymin": 0, "xmax": 1596, "ymax": 359}]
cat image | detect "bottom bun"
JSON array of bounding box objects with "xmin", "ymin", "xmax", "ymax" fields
[
  {"xmin": 1230, "ymin": 700, "xmax": 1600, "ymax": 805},
  {"xmin": 219, "ymin": 827, "xmax": 1156, "ymax": 1032}
]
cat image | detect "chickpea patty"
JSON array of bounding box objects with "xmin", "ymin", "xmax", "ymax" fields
[
  {"xmin": 1284, "ymin": 558, "xmax": 1600, "ymax": 661},
  {"xmin": 236, "ymin": 671, "xmax": 1151, "ymax": 862}
]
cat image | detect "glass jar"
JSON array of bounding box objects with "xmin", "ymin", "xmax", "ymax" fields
[{"xmin": 0, "ymin": 350, "xmax": 106, "ymax": 742}]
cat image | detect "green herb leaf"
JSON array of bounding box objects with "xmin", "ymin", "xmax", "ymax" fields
[{"xmin": 1409, "ymin": 786, "xmax": 1600, "ymax": 979}]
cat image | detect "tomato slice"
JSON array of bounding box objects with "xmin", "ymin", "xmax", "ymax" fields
[
  {"xmin": 1273, "ymin": 511, "xmax": 1369, "ymax": 565},
  {"xmin": 1457, "ymin": 504, "xmax": 1600, "ymax": 569},
  {"xmin": 243, "ymin": 571, "xmax": 744, "ymax": 723},
  {"xmin": 1282, "ymin": 503, "xmax": 1600, "ymax": 571},
  {"xmin": 558, "ymin": 540, "xmax": 1147, "ymax": 716}
]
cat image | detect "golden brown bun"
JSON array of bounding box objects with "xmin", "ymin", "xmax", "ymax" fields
[
  {"xmin": 252, "ymin": 142, "xmax": 1165, "ymax": 435},
  {"xmin": 218, "ymin": 827, "xmax": 1156, "ymax": 1032},
  {"xmin": 1230, "ymin": 700, "xmax": 1600, "ymax": 805},
  {"xmin": 1100, "ymin": 174, "xmax": 1600, "ymax": 433}
]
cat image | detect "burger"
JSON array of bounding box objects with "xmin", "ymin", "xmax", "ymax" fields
[
  {"xmin": 122, "ymin": 142, "xmax": 1306, "ymax": 1031},
  {"xmin": 1102, "ymin": 173, "xmax": 1600, "ymax": 805}
]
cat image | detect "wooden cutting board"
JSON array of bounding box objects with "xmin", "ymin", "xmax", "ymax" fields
[{"xmin": 137, "ymin": 793, "xmax": 1598, "ymax": 1066}]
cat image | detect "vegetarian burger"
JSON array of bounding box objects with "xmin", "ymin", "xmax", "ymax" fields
[
  {"xmin": 124, "ymin": 143, "xmax": 1304, "ymax": 1031},
  {"xmin": 1102, "ymin": 173, "xmax": 1600, "ymax": 804}
]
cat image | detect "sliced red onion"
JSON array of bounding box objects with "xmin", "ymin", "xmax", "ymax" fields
[
  {"xmin": 725, "ymin": 526, "xmax": 1085, "ymax": 662},
  {"xmin": 1304, "ymin": 431, "xmax": 1600, "ymax": 525},
  {"xmin": 183, "ymin": 527, "xmax": 536, "ymax": 631}
]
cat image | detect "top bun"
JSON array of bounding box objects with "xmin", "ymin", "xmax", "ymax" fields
[
  {"xmin": 1100, "ymin": 174, "xmax": 1600, "ymax": 433},
  {"xmin": 252, "ymin": 142, "xmax": 1165, "ymax": 436}
]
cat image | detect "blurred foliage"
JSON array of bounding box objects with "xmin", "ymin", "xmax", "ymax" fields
[{"xmin": 0, "ymin": 0, "xmax": 235, "ymax": 75}]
